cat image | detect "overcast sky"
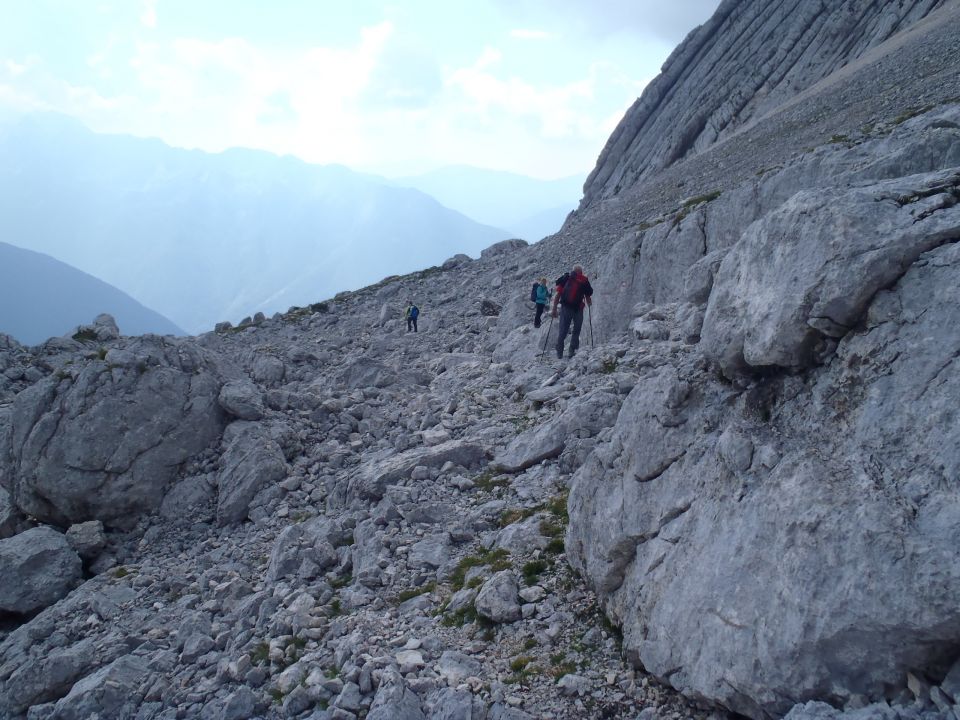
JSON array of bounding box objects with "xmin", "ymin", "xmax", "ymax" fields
[{"xmin": 0, "ymin": 1, "xmax": 721, "ymax": 179}]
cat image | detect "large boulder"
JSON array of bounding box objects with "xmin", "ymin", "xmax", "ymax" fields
[
  {"xmin": 3, "ymin": 337, "xmax": 227, "ymax": 528},
  {"xmin": 0, "ymin": 526, "xmax": 82, "ymax": 614},
  {"xmin": 701, "ymin": 170, "xmax": 960, "ymax": 375},
  {"xmin": 47, "ymin": 654, "xmax": 152, "ymax": 720},
  {"xmin": 492, "ymin": 390, "xmax": 621, "ymax": 472},
  {"xmin": 216, "ymin": 421, "xmax": 289, "ymax": 525},
  {"xmin": 347, "ymin": 439, "xmax": 488, "ymax": 501},
  {"xmin": 567, "ymin": 239, "xmax": 960, "ymax": 718}
]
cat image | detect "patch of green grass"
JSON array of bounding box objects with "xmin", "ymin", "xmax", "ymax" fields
[
  {"xmin": 450, "ymin": 548, "xmax": 511, "ymax": 591},
  {"xmin": 522, "ymin": 559, "xmax": 549, "ymax": 585},
  {"xmin": 395, "ymin": 581, "xmax": 436, "ymax": 604},
  {"xmin": 860, "ymin": 122, "xmax": 875, "ymax": 135},
  {"xmin": 113, "ymin": 566, "xmax": 130, "ymax": 578},
  {"xmin": 545, "ymin": 537, "xmax": 565, "ymax": 555},
  {"xmin": 466, "ymin": 576, "xmax": 484, "ymax": 590},
  {"xmin": 893, "ymin": 104, "xmax": 934, "ymax": 125},
  {"xmin": 329, "ymin": 574, "xmax": 352, "ymax": 589},
  {"xmin": 681, "ymin": 190, "xmax": 722, "ymax": 209},
  {"xmin": 523, "ymin": 637, "xmax": 537, "ymax": 651},
  {"xmin": 328, "ymin": 599, "xmax": 344, "ymax": 617},
  {"xmin": 250, "ymin": 641, "xmax": 270, "ymax": 666},
  {"xmin": 510, "ymin": 655, "xmax": 533, "ymax": 673},
  {"xmin": 505, "ymin": 656, "xmax": 538, "ymax": 685},
  {"xmin": 829, "ymin": 134, "xmax": 850, "ymax": 144},
  {"xmin": 600, "ymin": 358, "xmax": 618, "ymax": 374},
  {"xmin": 72, "ymin": 329, "xmax": 97, "ymax": 342},
  {"xmin": 499, "ymin": 507, "xmax": 536, "ymax": 528},
  {"xmin": 545, "ymin": 492, "xmax": 569, "ymax": 523},
  {"xmin": 507, "ymin": 415, "xmax": 533, "ymax": 432},
  {"xmin": 268, "ymin": 688, "xmax": 284, "ymax": 703},
  {"xmin": 97, "ymin": 347, "xmax": 108, "ymax": 361},
  {"xmin": 440, "ymin": 605, "xmax": 496, "ymax": 630},
  {"xmin": 474, "ymin": 470, "xmax": 510, "ymax": 491}
]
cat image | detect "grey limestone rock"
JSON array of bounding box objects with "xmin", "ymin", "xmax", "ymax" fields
[
  {"xmin": 435, "ymin": 651, "xmax": 482, "ymax": 687},
  {"xmin": 216, "ymin": 421, "xmax": 289, "ymax": 525},
  {"xmin": 218, "ymin": 381, "xmax": 265, "ymax": 420},
  {"xmin": 492, "ymin": 390, "xmax": 621, "ymax": 472},
  {"xmin": 220, "ymin": 687, "xmax": 258, "ymax": 720},
  {"xmin": 480, "ymin": 238, "xmax": 528, "ymax": 260},
  {"xmin": 367, "ymin": 667, "xmax": 426, "ymax": 720},
  {"xmin": 0, "ymin": 526, "xmax": 82, "ymax": 614},
  {"xmin": 701, "ymin": 171, "xmax": 960, "ymax": 375},
  {"xmin": 47, "ymin": 654, "xmax": 151, "ymax": 720},
  {"xmin": 475, "ymin": 570, "xmax": 521, "ymax": 624},
  {"xmin": 0, "ymin": 485, "xmax": 26, "ymax": 539},
  {"xmin": 65, "ymin": 520, "xmax": 106, "ymax": 561},
  {"xmin": 408, "ymin": 533, "xmax": 451, "ymax": 570},
  {"xmin": 582, "ymin": 0, "xmax": 949, "ymax": 204},
  {"xmin": 5, "ymin": 337, "xmax": 226, "ymax": 528},
  {"xmin": 568, "ymin": 241, "xmax": 960, "ymax": 718},
  {"xmin": 348, "ymin": 440, "xmax": 487, "ymax": 501}
]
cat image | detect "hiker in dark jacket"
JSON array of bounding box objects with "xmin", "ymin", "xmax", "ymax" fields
[
  {"xmin": 533, "ymin": 277, "xmax": 551, "ymax": 328},
  {"xmin": 551, "ymin": 265, "xmax": 593, "ymax": 359},
  {"xmin": 405, "ymin": 301, "xmax": 419, "ymax": 332}
]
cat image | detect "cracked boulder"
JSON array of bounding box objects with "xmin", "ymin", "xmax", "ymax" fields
[
  {"xmin": 568, "ymin": 240, "xmax": 960, "ymax": 718},
  {"xmin": 701, "ymin": 170, "xmax": 960, "ymax": 375},
  {"xmin": 492, "ymin": 390, "xmax": 622, "ymax": 473},
  {"xmin": 0, "ymin": 526, "xmax": 82, "ymax": 614},
  {"xmin": 3, "ymin": 337, "xmax": 227, "ymax": 529}
]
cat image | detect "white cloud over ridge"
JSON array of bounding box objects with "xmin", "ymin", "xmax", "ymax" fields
[{"xmin": 0, "ymin": 1, "xmax": 721, "ymax": 177}]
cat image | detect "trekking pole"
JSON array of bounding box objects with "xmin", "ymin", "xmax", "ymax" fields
[
  {"xmin": 540, "ymin": 312, "xmax": 555, "ymax": 360},
  {"xmin": 588, "ymin": 304, "xmax": 595, "ymax": 348}
]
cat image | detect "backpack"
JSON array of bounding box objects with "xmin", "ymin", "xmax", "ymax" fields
[
  {"xmin": 410, "ymin": 305, "xmax": 419, "ymax": 319},
  {"xmin": 530, "ymin": 283, "xmax": 539, "ymax": 303},
  {"xmin": 558, "ymin": 273, "xmax": 588, "ymax": 307}
]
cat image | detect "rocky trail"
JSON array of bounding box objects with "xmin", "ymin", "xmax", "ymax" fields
[
  {"xmin": 3, "ymin": 1, "xmax": 960, "ymax": 718},
  {"xmin": 0, "ymin": 268, "xmax": 718, "ymax": 720}
]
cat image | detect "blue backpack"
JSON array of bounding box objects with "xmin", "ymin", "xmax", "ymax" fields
[
  {"xmin": 530, "ymin": 283, "xmax": 538, "ymax": 303},
  {"xmin": 410, "ymin": 305, "xmax": 419, "ymax": 319}
]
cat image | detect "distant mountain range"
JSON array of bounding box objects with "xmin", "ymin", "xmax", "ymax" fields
[
  {"xmin": 392, "ymin": 166, "xmax": 583, "ymax": 241},
  {"xmin": 0, "ymin": 241, "xmax": 183, "ymax": 345},
  {"xmin": 0, "ymin": 114, "xmax": 512, "ymax": 333}
]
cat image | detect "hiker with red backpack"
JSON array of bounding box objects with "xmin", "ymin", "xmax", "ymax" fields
[
  {"xmin": 551, "ymin": 265, "xmax": 593, "ymax": 359},
  {"xmin": 530, "ymin": 277, "xmax": 551, "ymax": 328}
]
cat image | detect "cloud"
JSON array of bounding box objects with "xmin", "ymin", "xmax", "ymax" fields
[
  {"xmin": 510, "ymin": 29, "xmax": 551, "ymax": 40},
  {"xmin": 495, "ymin": 0, "xmax": 722, "ymax": 44},
  {"xmin": 140, "ymin": 0, "xmax": 157, "ymax": 29}
]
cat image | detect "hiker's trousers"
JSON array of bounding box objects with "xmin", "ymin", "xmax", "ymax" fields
[{"xmin": 556, "ymin": 305, "xmax": 583, "ymax": 357}]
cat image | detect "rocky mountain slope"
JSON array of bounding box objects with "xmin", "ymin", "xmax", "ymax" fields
[
  {"xmin": 0, "ymin": 241, "xmax": 184, "ymax": 345},
  {"xmin": 0, "ymin": 115, "xmax": 509, "ymax": 333},
  {"xmin": 1, "ymin": 1, "xmax": 960, "ymax": 719},
  {"xmin": 581, "ymin": 0, "xmax": 949, "ymax": 206}
]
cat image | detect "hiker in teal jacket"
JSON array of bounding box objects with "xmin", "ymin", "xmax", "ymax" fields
[{"xmin": 533, "ymin": 277, "xmax": 551, "ymax": 328}]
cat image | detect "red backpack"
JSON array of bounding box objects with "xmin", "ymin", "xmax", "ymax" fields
[{"xmin": 559, "ymin": 273, "xmax": 587, "ymax": 307}]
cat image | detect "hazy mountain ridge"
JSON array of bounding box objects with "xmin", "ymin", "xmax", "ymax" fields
[
  {"xmin": 392, "ymin": 165, "xmax": 583, "ymax": 241},
  {"xmin": 0, "ymin": 114, "xmax": 510, "ymax": 333},
  {"xmin": 0, "ymin": 241, "xmax": 183, "ymax": 345}
]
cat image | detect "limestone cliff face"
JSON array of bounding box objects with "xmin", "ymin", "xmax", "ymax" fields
[{"xmin": 581, "ymin": 0, "xmax": 948, "ymax": 207}]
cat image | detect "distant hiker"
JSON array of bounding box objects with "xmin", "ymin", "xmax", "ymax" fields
[
  {"xmin": 551, "ymin": 265, "xmax": 593, "ymax": 359},
  {"xmin": 405, "ymin": 301, "xmax": 420, "ymax": 332},
  {"xmin": 531, "ymin": 277, "xmax": 551, "ymax": 328}
]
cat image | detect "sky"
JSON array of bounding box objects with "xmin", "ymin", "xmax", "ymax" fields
[{"xmin": 0, "ymin": 0, "xmax": 721, "ymax": 179}]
